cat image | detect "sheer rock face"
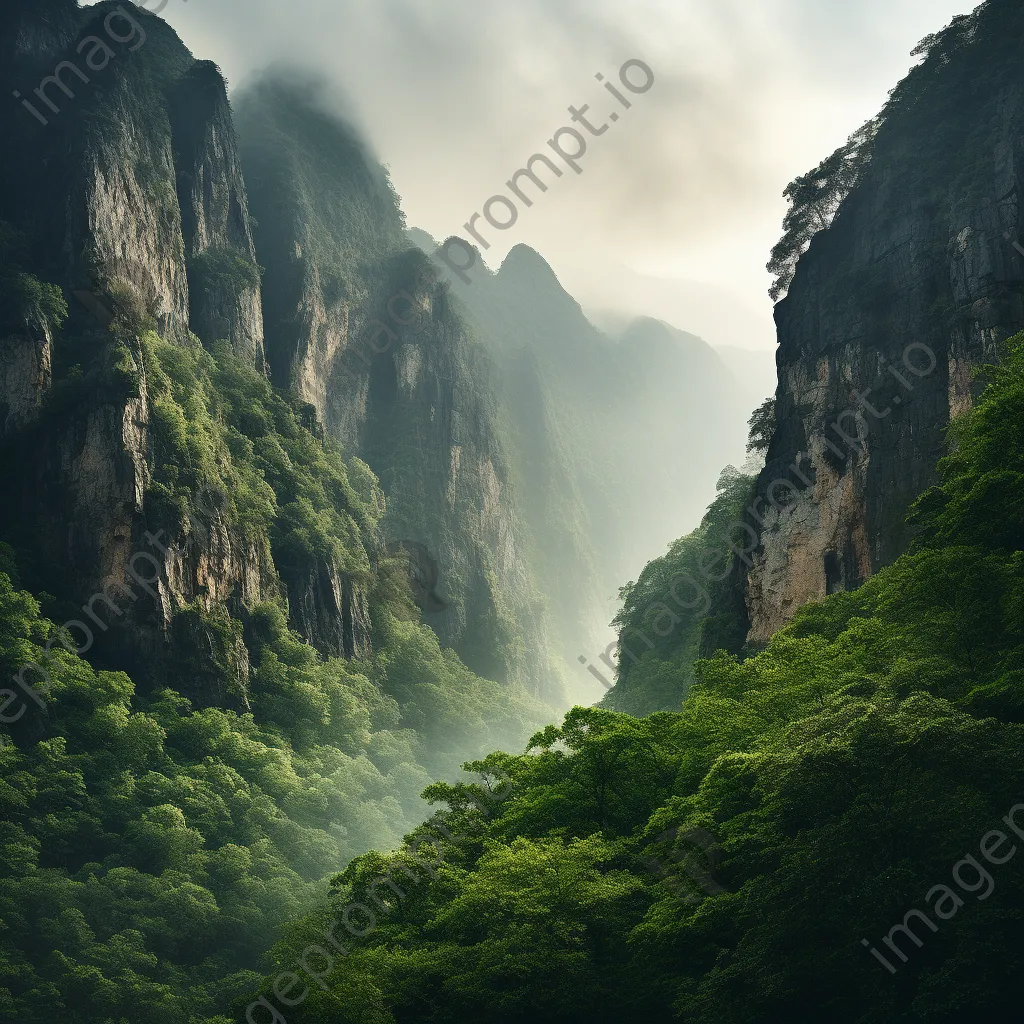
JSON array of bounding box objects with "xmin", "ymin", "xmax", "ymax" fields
[
  {"xmin": 289, "ymin": 231, "xmax": 353, "ymax": 428},
  {"xmin": 170, "ymin": 61, "xmax": 266, "ymax": 370},
  {"xmin": 237, "ymin": 83, "xmax": 559, "ymax": 697},
  {"xmin": 0, "ymin": 335, "xmax": 154, "ymax": 655},
  {"xmin": 0, "ymin": 6, "xmax": 357, "ymax": 702},
  {"xmin": 745, "ymin": 74, "xmax": 1024, "ymax": 642},
  {"xmin": 4, "ymin": 6, "xmax": 263, "ymax": 357},
  {"xmin": 63, "ymin": 345, "xmax": 151, "ymax": 585},
  {"xmin": 68, "ymin": 131, "xmax": 192, "ymax": 343},
  {"xmin": 348, "ymin": 291, "xmax": 551, "ymax": 692},
  {"xmin": 290, "ymin": 254, "xmax": 547, "ymax": 691},
  {"xmin": 0, "ymin": 313, "xmax": 52, "ymax": 436},
  {"xmin": 289, "ymin": 560, "xmax": 372, "ymax": 661}
]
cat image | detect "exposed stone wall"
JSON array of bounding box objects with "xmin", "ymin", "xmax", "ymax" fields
[{"xmin": 746, "ymin": 75, "xmax": 1024, "ymax": 641}]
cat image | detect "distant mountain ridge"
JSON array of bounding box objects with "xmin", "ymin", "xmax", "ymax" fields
[{"xmin": 407, "ymin": 228, "xmax": 754, "ymax": 686}]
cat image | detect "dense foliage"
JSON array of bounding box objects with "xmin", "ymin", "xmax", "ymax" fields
[
  {"xmin": 600, "ymin": 465, "xmax": 756, "ymax": 716},
  {"xmin": 247, "ymin": 334, "xmax": 1024, "ymax": 1022},
  {"xmin": 0, "ymin": 304, "xmax": 548, "ymax": 1024},
  {"xmin": 187, "ymin": 249, "xmax": 263, "ymax": 304},
  {"xmin": 0, "ymin": 568, "xmax": 544, "ymax": 1024}
]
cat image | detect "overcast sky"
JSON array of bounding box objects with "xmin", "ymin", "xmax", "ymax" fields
[{"xmin": 118, "ymin": 0, "xmax": 971, "ymax": 352}]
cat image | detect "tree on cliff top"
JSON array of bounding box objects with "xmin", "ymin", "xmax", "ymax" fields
[{"xmin": 766, "ymin": 117, "xmax": 879, "ymax": 302}]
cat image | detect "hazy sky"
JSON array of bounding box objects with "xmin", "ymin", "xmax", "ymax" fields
[{"xmin": 113, "ymin": 0, "xmax": 970, "ymax": 352}]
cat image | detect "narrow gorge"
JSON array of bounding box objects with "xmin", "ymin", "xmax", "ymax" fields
[{"xmin": 2, "ymin": 2, "xmax": 1024, "ymax": 1022}]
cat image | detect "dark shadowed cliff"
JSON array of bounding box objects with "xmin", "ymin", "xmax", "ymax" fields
[{"xmin": 745, "ymin": 0, "xmax": 1024, "ymax": 640}]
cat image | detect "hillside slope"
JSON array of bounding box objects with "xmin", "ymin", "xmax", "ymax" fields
[
  {"xmin": 0, "ymin": 6, "xmax": 549, "ymax": 1020},
  {"xmin": 249, "ymin": 330, "xmax": 1024, "ymax": 1023}
]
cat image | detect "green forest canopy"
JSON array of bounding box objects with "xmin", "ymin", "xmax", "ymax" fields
[
  {"xmin": 0, "ymin": 329, "xmax": 548, "ymax": 1024},
  {"xmin": 244, "ymin": 332, "xmax": 1024, "ymax": 1023}
]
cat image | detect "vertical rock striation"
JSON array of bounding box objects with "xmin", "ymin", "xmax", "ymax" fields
[
  {"xmin": 746, "ymin": 2, "xmax": 1024, "ymax": 641},
  {"xmin": 0, "ymin": 310, "xmax": 52, "ymax": 436},
  {"xmin": 0, "ymin": 5, "xmax": 353, "ymax": 705},
  {"xmin": 170, "ymin": 60, "xmax": 266, "ymax": 370},
  {"xmin": 236, "ymin": 78, "xmax": 560, "ymax": 696}
]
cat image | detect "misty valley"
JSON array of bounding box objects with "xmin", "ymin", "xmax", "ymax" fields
[{"xmin": 1, "ymin": 1, "xmax": 1024, "ymax": 1022}]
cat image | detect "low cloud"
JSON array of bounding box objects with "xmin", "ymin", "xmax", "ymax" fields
[{"xmin": 94, "ymin": 0, "xmax": 971, "ymax": 350}]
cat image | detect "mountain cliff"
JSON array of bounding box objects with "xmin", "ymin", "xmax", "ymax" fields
[
  {"xmin": 745, "ymin": 0, "xmax": 1024, "ymax": 640},
  {"xmin": 412, "ymin": 231, "xmax": 752, "ymax": 687},
  {"xmin": 233, "ymin": 77, "xmax": 561, "ymax": 696},
  {"xmin": 0, "ymin": 6, "xmax": 551, "ymax": 1019},
  {"xmin": 0, "ymin": 1, "xmax": 283, "ymax": 701},
  {"xmin": 602, "ymin": 0, "xmax": 1024, "ymax": 716}
]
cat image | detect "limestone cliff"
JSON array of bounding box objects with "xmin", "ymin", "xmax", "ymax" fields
[
  {"xmin": 170, "ymin": 60, "xmax": 266, "ymax": 370},
  {"xmin": 420, "ymin": 234, "xmax": 751, "ymax": 688},
  {"xmin": 235, "ymin": 78, "xmax": 560, "ymax": 696},
  {"xmin": 745, "ymin": 1, "xmax": 1024, "ymax": 642},
  {"xmin": 0, "ymin": 4, "xmax": 364, "ymax": 704},
  {"xmin": 0, "ymin": 308, "xmax": 52, "ymax": 436}
]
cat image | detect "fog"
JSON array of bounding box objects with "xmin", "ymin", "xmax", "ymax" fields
[{"xmin": 108, "ymin": 0, "xmax": 970, "ymax": 367}]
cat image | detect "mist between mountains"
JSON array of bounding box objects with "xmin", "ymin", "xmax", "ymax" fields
[
  {"xmin": 339, "ymin": 57, "xmax": 655, "ymax": 374},
  {"xmin": 438, "ymin": 58, "xmax": 656, "ymax": 285},
  {"xmin": 245, "ymin": 768, "xmax": 513, "ymax": 1024},
  {"xmin": 578, "ymin": 338, "xmax": 939, "ymax": 695}
]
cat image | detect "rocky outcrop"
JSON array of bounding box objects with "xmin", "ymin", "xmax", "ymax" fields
[
  {"xmin": 0, "ymin": 5, "xmax": 365, "ymax": 705},
  {"xmin": 353, "ymin": 273, "xmax": 547, "ymax": 687},
  {"xmin": 61, "ymin": 339, "xmax": 150, "ymax": 587},
  {"xmin": 288, "ymin": 232, "xmax": 354, "ymax": 426},
  {"xmin": 67, "ymin": 134, "xmax": 191, "ymax": 342},
  {"xmin": 5, "ymin": 6, "xmax": 263, "ymax": 357},
  {"xmin": 0, "ymin": 312, "xmax": 52, "ymax": 435},
  {"xmin": 38, "ymin": 5, "xmax": 195, "ymax": 344},
  {"xmin": 157, "ymin": 502, "xmax": 276, "ymax": 622},
  {"xmin": 287, "ymin": 560, "xmax": 372, "ymax": 660},
  {"xmin": 745, "ymin": 6, "xmax": 1024, "ymax": 641}
]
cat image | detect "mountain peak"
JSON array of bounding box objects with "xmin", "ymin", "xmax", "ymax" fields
[
  {"xmin": 620, "ymin": 315, "xmax": 707, "ymax": 351},
  {"xmin": 498, "ymin": 244, "xmax": 560, "ymax": 285},
  {"xmin": 493, "ymin": 244, "xmax": 583, "ymax": 323}
]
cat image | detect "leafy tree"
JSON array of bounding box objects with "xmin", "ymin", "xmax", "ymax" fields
[{"xmin": 745, "ymin": 397, "xmax": 776, "ymax": 454}]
